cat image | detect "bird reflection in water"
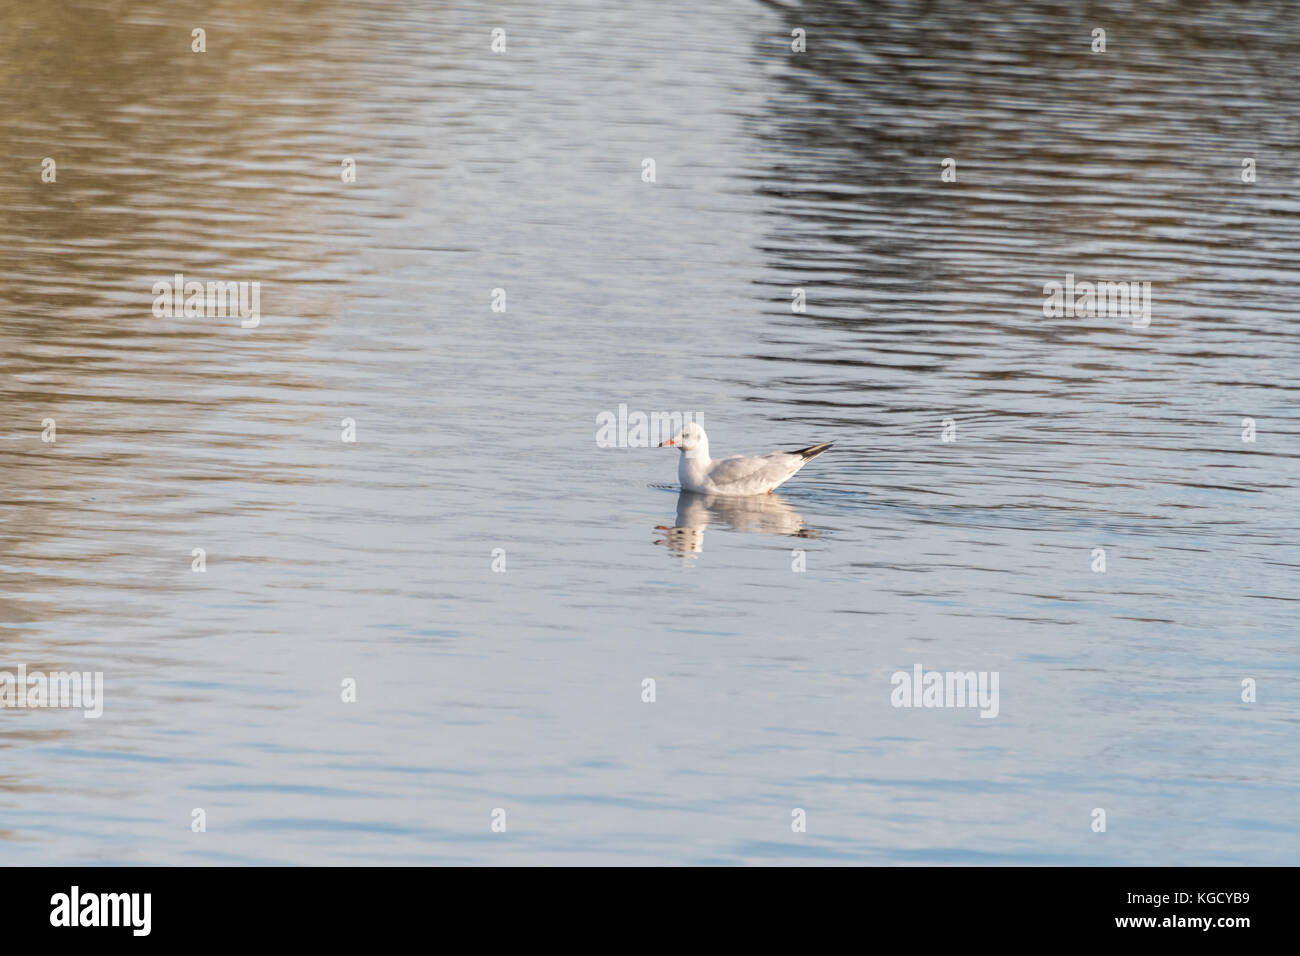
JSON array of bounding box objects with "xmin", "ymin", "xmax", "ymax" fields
[{"xmin": 653, "ymin": 490, "xmax": 820, "ymax": 561}]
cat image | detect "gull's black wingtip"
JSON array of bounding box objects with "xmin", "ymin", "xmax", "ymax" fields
[{"xmin": 795, "ymin": 441, "xmax": 834, "ymax": 460}]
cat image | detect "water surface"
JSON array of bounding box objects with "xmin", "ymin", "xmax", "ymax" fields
[{"xmin": 1, "ymin": 0, "xmax": 1297, "ymax": 864}]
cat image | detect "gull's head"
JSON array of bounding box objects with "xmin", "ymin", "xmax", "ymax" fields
[{"xmin": 659, "ymin": 421, "xmax": 707, "ymax": 452}]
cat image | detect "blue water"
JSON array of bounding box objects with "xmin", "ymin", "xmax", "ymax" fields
[{"xmin": 0, "ymin": 0, "xmax": 1297, "ymax": 864}]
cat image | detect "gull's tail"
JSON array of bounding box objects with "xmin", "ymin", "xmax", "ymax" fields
[{"xmin": 794, "ymin": 441, "xmax": 834, "ymax": 461}]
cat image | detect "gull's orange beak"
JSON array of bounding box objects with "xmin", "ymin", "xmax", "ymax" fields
[{"xmin": 658, "ymin": 439, "xmax": 675, "ymax": 447}]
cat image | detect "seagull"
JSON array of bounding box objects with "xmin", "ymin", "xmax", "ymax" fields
[{"xmin": 658, "ymin": 422, "xmax": 833, "ymax": 497}]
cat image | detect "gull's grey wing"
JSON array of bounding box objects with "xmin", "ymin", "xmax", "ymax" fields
[{"xmin": 706, "ymin": 453, "xmax": 797, "ymax": 488}]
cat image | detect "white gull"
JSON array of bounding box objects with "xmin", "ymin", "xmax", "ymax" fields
[{"xmin": 658, "ymin": 422, "xmax": 833, "ymax": 497}]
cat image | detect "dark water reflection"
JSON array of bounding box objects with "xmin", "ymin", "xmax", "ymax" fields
[{"xmin": 0, "ymin": 0, "xmax": 1297, "ymax": 864}]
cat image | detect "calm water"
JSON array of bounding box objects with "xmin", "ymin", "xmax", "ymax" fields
[{"xmin": 2, "ymin": 0, "xmax": 1298, "ymax": 864}]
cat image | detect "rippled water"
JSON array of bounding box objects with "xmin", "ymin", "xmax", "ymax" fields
[{"xmin": 1, "ymin": 0, "xmax": 1298, "ymax": 864}]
